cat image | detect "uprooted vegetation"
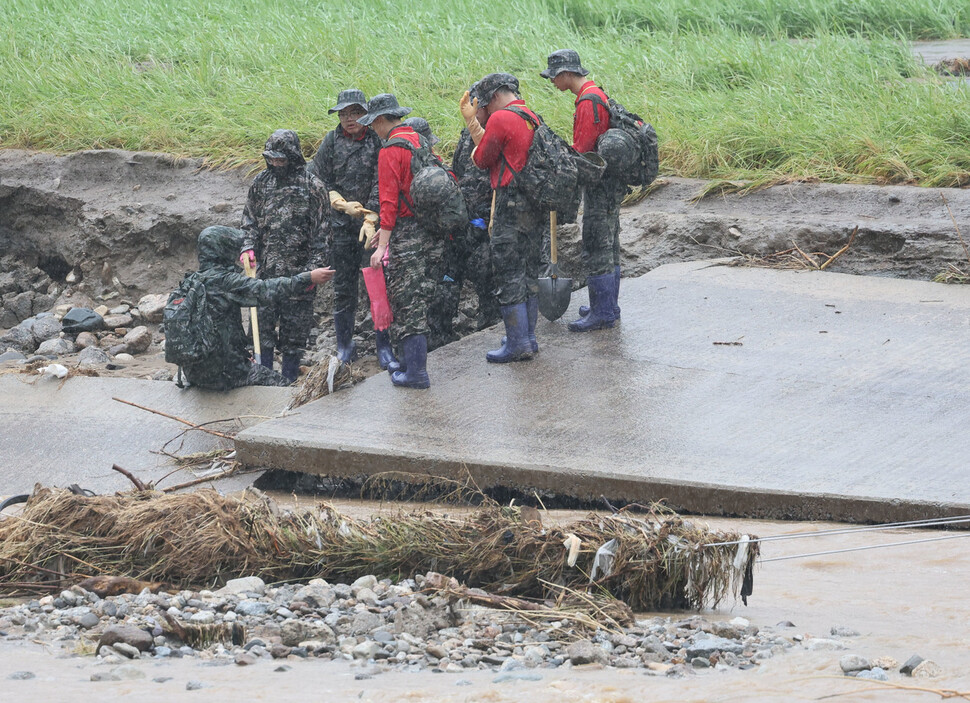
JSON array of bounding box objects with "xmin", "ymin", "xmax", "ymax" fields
[{"xmin": 0, "ymin": 487, "xmax": 756, "ymax": 613}]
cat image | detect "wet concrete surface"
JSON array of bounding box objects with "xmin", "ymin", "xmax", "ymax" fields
[
  {"xmin": 236, "ymin": 261, "xmax": 970, "ymax": 522},
  {"xmin": 0, "ymin": 375, "xmax": 290, "ymax": 494}
]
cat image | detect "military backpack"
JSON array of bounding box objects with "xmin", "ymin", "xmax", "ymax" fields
[
  {"xmin": 576, "ymin": 92, "xmax": 659, "ymax": 187},
  {"xmin": 384, "ymin": 134, "xmax": 468, "ymax": 235},
  {"xmin": 163, "ymin": 272, "xmax": 218, "ymax": 379}
]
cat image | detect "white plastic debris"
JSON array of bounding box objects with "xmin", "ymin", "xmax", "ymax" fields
[
  {"xmin": 562, "ymin": 533, "xmax": 581, "ymax": 567},
  {"xmin": 733, "ymin": 534, "xmax": 750, "ymax": 571},
  {"xmin": 590, "ymin": 538, "xmax": 618, "ymax": 582},
  {"xmin": 37, "ymin": 364, "xmax": 69, "ymax": 379}
]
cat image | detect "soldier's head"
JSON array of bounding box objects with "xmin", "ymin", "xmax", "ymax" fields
[
  {"xmin": 541, "ymin": 49, "xmax": 589, "ymax": 93},
  {"xmin": 468, "ymin": 81, "xmax": 489, "ymax": 125},
  {"xmin": 357, "ymin": 93, "xmax": 412, "ymax": 140},
  {"xmin": 330, "ymin": 89, "xmax": 368, "ymax": 138},
  {"xmin": 476, "ymin": 73, "xmax": 520, "ymax": 114},
  {"xmin": 402, "ymin": 117, "xmax": 439, "ymax": 147},
  {"xmin": 262, "ymin": 129, "xmax": 306, "ymax": 176},
  {"xmin": 198, "ymin": 226, "xmax": 245, "ymax": 270}
]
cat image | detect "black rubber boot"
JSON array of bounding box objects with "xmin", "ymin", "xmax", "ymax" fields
[
  {"xmin": 568, "ymin": 273, "xmax": 616, "ymax": 332},
  {"xmin": 390, "ymin": 334, "xmax": 430, "ymax": 389},
  {"xmin": 280, "ymin": 353, "xmax": 301, "ymax": 383},
  {"xmin": 333, "ymin": 309, "xmax": 357, "ymax": 363},
  {"xmin": 487, "ymin": 303, "xmax": 534, "ymax": 363},
  {"xmin": 260, "ymin": 345, "xmax": 274, "ymax": 370}
]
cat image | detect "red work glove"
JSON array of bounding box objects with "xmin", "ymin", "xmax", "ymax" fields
[{"xmin": 240, "ymin": 249, "xmax": 256, "ymax": 269}]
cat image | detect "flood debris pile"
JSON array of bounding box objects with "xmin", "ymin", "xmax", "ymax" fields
[{"xmin": 0, "ymin": 487, "xmax": 757, "ymax": 614}]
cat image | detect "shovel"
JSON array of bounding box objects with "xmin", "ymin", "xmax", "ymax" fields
[
  {"xmin": 242, "ymin": 257, "xmax": 262, "ymax": 366},
  {"xmin": 538, "ymin": 211, "xmax": 572, "ymax": 321}
]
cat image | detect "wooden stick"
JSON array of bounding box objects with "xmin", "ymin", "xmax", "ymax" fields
[
  {"xmin": 819, "ymin": 226, "xmax": 859, "ymax": 270},
  {"xmin": 941, "ymin": 191, "xmax": 970, "ymax": 266},
  {"xmin": 0, "ymin": 556, "xmax": 70, "ymax": 579},
  {"xmin": 487, "ymin": 190, "xmax": 496, "ymax": 239},
  {"xmin": 111, "ymin": 463, "xmax": 148, "ymax": 491},
  {"xmin": 111, "ymin": 397, "xmax": 234, "ymax": 439},
  {"xmin": 791, "ymin": 240, "xmax": 821, "ymax": 269},
  {"xmin": 161, "ymin": 465, "xmax": 242, "ymax": 493}
]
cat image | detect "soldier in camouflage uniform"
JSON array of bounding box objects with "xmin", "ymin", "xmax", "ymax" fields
[
  {"xmin": 181, "ymin": 226, "xmax": 333, "ymax": 391},
  {"xmin": 360, "ymin": 94, "xmax": 441, "ymax": 389},
  {"xmin": 307, "ymin": 89, "xmax": 392, "ymax": 367},
  {"xmin": 240, "ymin": 129, "xmax": 329, "ymax": 382}
]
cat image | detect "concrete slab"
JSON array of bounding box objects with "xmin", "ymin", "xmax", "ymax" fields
[
  {"xmin": 236, "ymin": 261, "xmax": 970, "ymax": 523},
  {"xmin": 0, "ymin": 375, "xmax": 291, "ymax": 494}
]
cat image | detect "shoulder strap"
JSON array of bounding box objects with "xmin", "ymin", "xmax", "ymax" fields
[
  {"xmin": 382, "ymin": 137, "xmax": 418, "ymax": 212},
  {"xmin": 503, "ymin": 105, "xmax": 540, "ymax": 130},
  {"xmin": 576, "ymin": 91, "xmax": 609, "ymax": 125}
]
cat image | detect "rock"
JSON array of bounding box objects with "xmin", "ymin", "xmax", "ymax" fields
[
  {"xmin": 804, "ymin": 638, "xmax": 845, "ymax": 651},
  {"xmin": 871, "ymin": 656, "xmax": 898, "ymax": 670},
  {"xmin": 61, "ymin": 307, "xmax": 104, "ymax": 334},
  {"xmin": 566, "ymin": 639, "xmax": 609, "ymax": 665},
  {"xmin": 235, "ymin": 652, "xmax": 258, "ymax": 666},
  {"xmin": 112, "ymin": 642, "xmax": 142, "ymax": 659},
  {"xmin": 123, "ymin": 325, "xmax": 152, "ymax": 354},
  {"xmin": 355, "ymin": 587, "xmax": 379, "ymax": 605},
  {"xmin": 109, "ymin": 304, "xmax": 131, "ymax": 315},
  {"xmin": 856, "ymin": 667, "xmax": 888, "ymax": 681},
  {"xmin": 0, "ymin": 324, "xmax": 36, "ymax": 354},
  {"xmin": 913, "ymin": 660, "xmax": 943, "ymax": 679},
  {"xmin": 30, "ymin": 316, "xmax": 62, "ymax": 343},
  {"xmin": 114, "ymin": 352, "xmax": 134, "ymax": 361},
  {"xmin": 351, "ymin": 575, "xmax": 378, "ymax": 594},
  {"xmin": 840, "ymin": 655, "xmax": 870, "ymax": 674},
  {"xmin": 36, "ymin": 338, "xmax": 75, "ymax": 356},
  {"xmin": 102, "ymin": 313, "xmax": 133, "ymax": 328},
  {"xmin": 7, "ymin": 292, "xmax": 34, "ymax": 323},
  {"xmin": 234, "ymin": 600, "xmax": 269, "ymax": 617},
  {"xmin": 189, "ymin": 610, "xmax": 214, "ymax": 624},
  {"xmin": 78, "ymin": 346, "xmax": 110, "ymax": 367},
  {"xmin": 108, "ymin": 343, "xmax": 127, "ymax": 356},
  {"xmin": 426, "ymin": 644, "xmax": 448, "ymax": 660},
  {"xmin": 76, "ymin": 611, "xmax": 100, "ymax": 629},
  {"xmin": 137, "ymin": 294, "xmax": 168, "ymax": 323},
  {"xmin": 349, "ymin": 610, "xmax": 383, "ymax": 635},
  {"xmin": 8, "ymin": 671, "xmax": 35, "ymax": 680},
  {"xmin": 94, "ymin": 305, "xmax": 110, "ymax": 316},
  {"xmin": 91, "ymin": 672, "xmax": 122, "ymax": 682},
  {"xmin": 0, "ymin": 350, "xmax": 27, "ymax": 363},
  {"xmin": 900, "ymin": 654, "xmax": 924, "ymax": 675},
  {"xmin": 830, "ymin": 626, "xmax": 860, "ymax": 637},
  {"xmin": 32, "ymin": 293, "xmax": 56, "ymax": 315},
  {"xmin": 686, "ymin": 635, "xmax": 744, "ymax": 658},
  {"xmin": 281, "ymin": 619, "xmax": 335, "ymax": 647},
  {"xmin": 691, "ymin": 657, "xmax": 710, "ymax": 668},
  {"xmin": 293, "ymin": 582, "xmax": 334, "ymax": 609},
  {"xmin": 217, "ymin": 576, "xmax": 266, "ymax": 597},
  {"xmin": 352, "ymin": 641, "xmax": 381, "ymax": 659},
  {"xmin": 74, "ymin": 331, "xmax": 98, "ymax": 349},
  {"xmin": 98, "ymin": 625, "xmax": 153, "ymax": 652},
  {"xmin": 186, "ymin": 681, "xmax": 205, "ymax": 691},
  {"xmin": 270, "ymin": 644, "xmax": 292, "ymax": 659}
]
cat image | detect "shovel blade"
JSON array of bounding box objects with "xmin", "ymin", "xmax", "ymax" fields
[{"xmin": 538, "ymin": 275, "xmax": 573, "ymax": 321}]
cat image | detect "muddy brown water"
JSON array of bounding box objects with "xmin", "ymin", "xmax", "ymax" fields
[{"xmin": 2, "ymin": 502, "xmax": 969, "ymax": 701}]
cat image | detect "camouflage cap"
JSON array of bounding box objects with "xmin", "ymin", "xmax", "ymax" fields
[
  {"xmin": 262, "ymin": 129, "xmax": 306, "ymax": 165},
  {"xmin": 540, "ymin": 49, "xmax": 589, "ymax": 79},
  {"xmin": 329, "ymin": 89, "xmax": 368, "ymax": 114},
  {"xmin": 357, "ymin": 93, "xmax": 412, "ymax": 126},
  {"xmin": 476, "ymin": 73, "xmax": 520, "ymax": 105},
  {"xmin": 402, "ymin": 117, "xmax": 440, "ymax": 146}
]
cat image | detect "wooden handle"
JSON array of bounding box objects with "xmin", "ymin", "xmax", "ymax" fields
[
  {"xmin": 488, "ymin": 190, "xmax": 497, "ymax": 239},
  {"xmin": 550, "ymin": 211, "xmax": 558, "ymax": 266},
  {"xmin": 241, "ymin": 258, "xmax": 261, "ymax": 358}
]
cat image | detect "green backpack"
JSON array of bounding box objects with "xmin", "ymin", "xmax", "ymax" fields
[
  {"xmin": 163, "ymin": 272, "xmax": 217, "ymax": 370},
  {"xmin": 384, "ymin": 134, "xmax": 468, "ymax": 235}
]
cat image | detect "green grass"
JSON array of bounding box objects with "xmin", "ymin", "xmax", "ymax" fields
[{"xmin": 1, "ymin": 0, "xmax": 969, "ymax": 185}]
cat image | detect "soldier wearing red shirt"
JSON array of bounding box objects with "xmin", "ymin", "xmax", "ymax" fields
[
  {"xmin": 359, "ymin": 94, "xmax": 440, "ymax": 389},
  {"xmin": 460, "ymin": 73, "xmax": 542, "ymax": 363},
  {"xmin": 542, "ymin": 49, "xmax": 625, "ymax": 331}
]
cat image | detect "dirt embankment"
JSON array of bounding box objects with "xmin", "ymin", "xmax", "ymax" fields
[{"xmin": 2, "ymin": 148, "xmax": 970, "ymax": 339}]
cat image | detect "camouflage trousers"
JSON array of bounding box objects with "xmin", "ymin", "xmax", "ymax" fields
[
  {"xmin": 385, "ymin": 217, "xmax": 442, "ymax": 340},
  {"xmin": 490, "ymin": 186, "xmax": 543, "ymax": 307},
  {"xmin": 580, "ymin": 177, "xmax": 627, "ymax": 276},
  {"xmin": 256, "ymin": 295, "xmax": 315, "ymax": 356},
  {"xmin": 331, "ymin": 221, "xmax": 369, "ymax": 316},
  {"xmin": 428, "ymin": 222, "xmax": 499, "ymax": 345}
]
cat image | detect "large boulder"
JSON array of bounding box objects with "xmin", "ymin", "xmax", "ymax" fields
[
  {"xmin": 0, "ymin": 324, "xmax": 37, "ymax": 354},
  {"xmin": 136, "ymin": 294, "xmax": 168, "ymax": 323},
  {"xmin": 30, "ymin": 315, "xmax": 63, "ymax": 344},
  {"xmin": 37, "ymin": 338, "xmax": 75, "ymax": 356},
  {"xmin": 61, "ymin": 307, "xmax": 104, "ymax": 334}
]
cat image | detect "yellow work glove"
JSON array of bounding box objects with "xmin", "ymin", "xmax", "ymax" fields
[
  {"xmin": 342, "ymin": 201, "xmax": 367, "ymax": 217},
  {"xmin": 359, "ymin": 213, "xmax": 380, "ymax": 248},
  {"xmin": 460, "ymin": 91, "xmax": 486, "ymax": 146},
  {"xmin": 329, "ymin": 190, "xmax": 347, "ymax": 210}
]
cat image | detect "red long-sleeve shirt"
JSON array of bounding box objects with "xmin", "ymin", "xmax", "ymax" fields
[
  {"xmin": 377, "ymin": 125, "xmax": 419, "ymax": 231},
  {"xmin": 572, "ymin": 81, "xmax": 610, "ymax": 154},
  {"xmin": 471, "ymin": 99, "xmax": 539, "ymax": 189}
]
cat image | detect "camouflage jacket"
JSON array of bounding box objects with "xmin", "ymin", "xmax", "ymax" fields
[
  {"xmin": 452, "ymin": 128, "xmax": 493, "ymax": 221},
  {"xmin": 307, "ymin": 127, "xmax": 381, "ymax": 230},
  {"xmin": 241, "ymin": 130, "xmax": 329, "ymax": 280},
  {"xmin": 182, "ymin": 226, "xmax": 313, "ymax": 391}
]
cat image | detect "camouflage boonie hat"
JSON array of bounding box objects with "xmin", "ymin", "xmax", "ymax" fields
[
  {"xmin": 329, "ymin": 89, "xmax": 368, "ymax": 114},
  {"xmin": 357, "ymin": 93, "xmax": 412, "ymax": 126},
  {"xmin": 402, "ymin": 117, "xmax": 440, "ymax": 146},
  {"xmin": 540, "ymin": 49, "xmax": 589, "ymax": 79},
  {"xmin": 476, "ymin": 73, "xmax": 520, "ymax": 105},
  {"xmin": 262, "ymin": 129, "xmax": 305, "ymax": 165}
]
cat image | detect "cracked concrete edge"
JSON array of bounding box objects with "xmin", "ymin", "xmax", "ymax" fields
[{"xmin": 235, "ymin": 434, "xmax": 970, "ymax": 526}]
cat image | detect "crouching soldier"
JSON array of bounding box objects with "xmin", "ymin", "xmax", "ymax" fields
[
  {"xmin": 308, "ymin": 89, "xmax": 395, "ymax": 368},
  {"xmin": 240, "ymin": 129, "xmax": 329, "ymax": 383},
  {"xmin": 542, "ymin": 49, "xmax": 624, "ymax": 331},
  {"xmin": 171, "ymin": 226, "xmax": 333, "ymax": 390},
  {"xmin": 460, "ymin": 73, "xmax": 542, "ymax": 363},
  {"xmin": 360, "ymin": 95, "xmax": 442, "ymax": 389}
]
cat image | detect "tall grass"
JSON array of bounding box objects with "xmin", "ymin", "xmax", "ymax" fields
[{"xmin": 1, "ymin": 0, "xmax": 968, "ymax": 184}]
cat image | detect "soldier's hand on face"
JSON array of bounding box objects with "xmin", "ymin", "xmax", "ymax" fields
[
  {"xmin": 309, "ymin": 267, "xmax": 335, "ymax": 285},
  {"xmin": 459, "ymin": 91, "xmax": 480, "ymax": 124}
]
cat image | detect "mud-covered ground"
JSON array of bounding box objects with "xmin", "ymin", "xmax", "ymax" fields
[{"xmin": 2, "ymin": 148, "xmax": 970, "ymax": 377}]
